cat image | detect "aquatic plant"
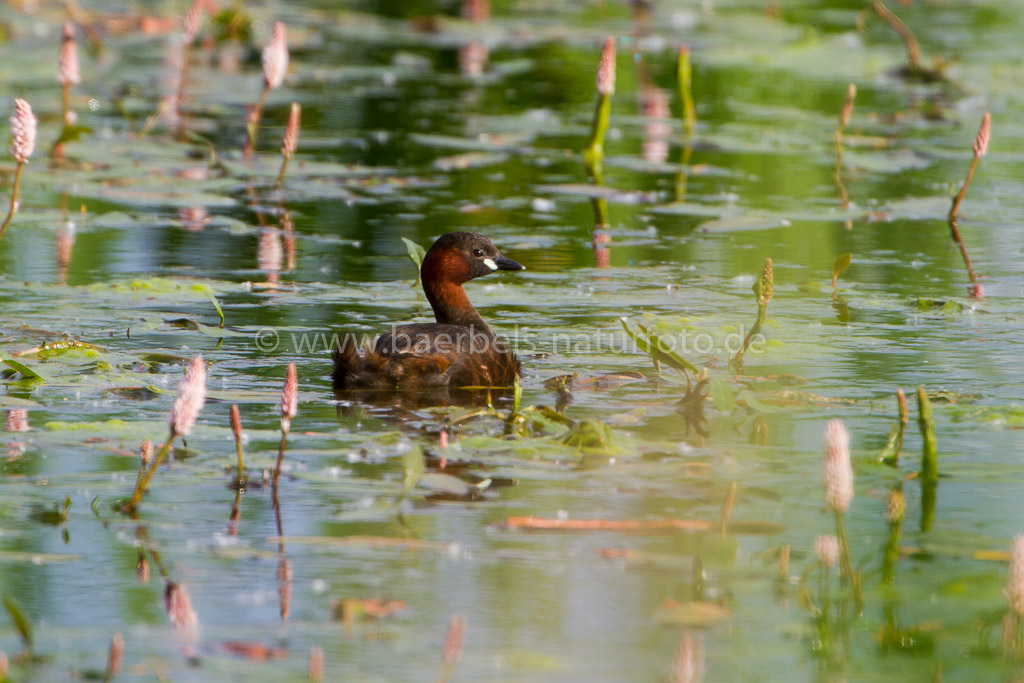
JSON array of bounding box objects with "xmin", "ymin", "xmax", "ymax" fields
[
  {"xmin": 916, "ymin": 386, "xmax": 938, "ymax": 532},
  {"xmin": 53, "ymin": 22, "xmax": 81, "ymax": 161},
  {"xmin": 126, "ymin": 356, "xmax": 207, "ymax": 513},
  {"xmin": 878, "ymin": 388, "xmax": 908, "ymax": 465},
  {"xmin": 272, "ymin": 363, "xmax": 298, "ymax": 496},
  {"xmin": 309, "ymin": 646, "xmax": 324, "ymax": 682},
  {"xmin": 276, "ymin": 102, "xmax": 301, "ymax": 188},
  {"xmin": 583, "ymin": 36, "xmax": 615, "ymax": 183},
  {"xmin": 948, "ymin": 112, "xmax": 990, "ymax": 298},
  {"xmin": 177, "ymin": 0, "xmax": 205, "ymax": 140},
  {"xmin": 437, "ymin": 615, "xmax": 466, "ymax": 683},
  {"xmin": 677, "ymin": 45, "xmax": 696, "ymax": 138},
  {"xmin": 0, "ymin": 98, "xmax": 37, "ymax": 241},
  {"xmin": 670, "ymin": 630, "xmax": 704, "ymax": 683},
  {"xmin": 106, "ymin": 632, "xmax": 124, "ymax": 680},
  {"xmin": 822, "ymin": 419, "xmax": 863, "ymax": 611},
  {"xmin": 871, "ymin": 1, "xmax": 924, "ymax": 75},
  {"xmin": 833, "ymin": 84, "xmax": 855, "ymax": 211},
  {"xmin": 229, "ymin": 404, "xmax": 245, "ymax": 485},
  {"xmin": 882, "ymin": 486, "xmax": 905, "ymax": 584},
  {"xmin": 731, "ymin": 257, "xmax": 773, "ymax": 370},
  {"xmin": 244, "ymin": 21, "xmax": 289, "ymax": 159}
]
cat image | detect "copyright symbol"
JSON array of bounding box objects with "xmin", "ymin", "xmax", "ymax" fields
[{"xmin": 255, "ymin": 328, "xmax": 279, "ymax": 352}]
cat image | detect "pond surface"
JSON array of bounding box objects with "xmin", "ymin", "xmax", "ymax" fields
[{"xmin": 1, "ymin": 0, "xmax": 1024, "ymax": 679}]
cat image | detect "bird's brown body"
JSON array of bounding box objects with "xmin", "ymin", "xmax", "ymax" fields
[{"xmin": 332, "ymin": 232, "xmax": 524, "ymax": 391}]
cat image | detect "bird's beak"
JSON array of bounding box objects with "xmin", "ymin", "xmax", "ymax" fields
[{"xmin": 492, "ymin": 255, "xmax": 525, "ymax": 271}]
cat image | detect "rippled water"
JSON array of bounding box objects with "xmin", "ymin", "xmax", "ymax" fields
[{"xmin": 1, "ymin": 0, "xmax": 1024, "ymax": 680}]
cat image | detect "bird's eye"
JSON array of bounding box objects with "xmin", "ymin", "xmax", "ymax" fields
[{"xmin": 472, "ymin": 248, "xmax": 484, "ymax": 257}]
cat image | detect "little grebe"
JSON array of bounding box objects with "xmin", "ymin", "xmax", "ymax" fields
[{"xmin": 332, "ymin": 232, "xmax": 525, "ymax": 390}]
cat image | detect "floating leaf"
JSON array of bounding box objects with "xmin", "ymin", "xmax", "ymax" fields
[
  {"xmin": 832, "ymin": 253, "xmax": 851, "ymax": 288},
  {"xmin": 397, "ymin": 446, "xmax": 425, "ymax": 503},
  {"xmin": 3, "ymin": 594, "xmax": 33, "ymax": 650},
  {"xmin": 653, "ymin": 598, "xmax": 730, "ymax": 626},
  {"xmin": 0, "ymin": 351, "xmax": 49, "ymax": 382},
  {"xmin": 708, "ymin": 377, "xmax": 735, "ymax": 414}
]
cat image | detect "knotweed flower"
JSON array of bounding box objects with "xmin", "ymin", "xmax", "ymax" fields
[
  {"xmin": 814, "ymin": 534, "xmax": 840, "ymax": 567},
  {"xmin": 597, "ymin": 36, "xmax": 616, "ymax": 96},
  {"xmin": 442, "ymin": 615, "xmax": 466, "ymax": 666},
  {"xmin": 280, "ymin": 363, "xmax": 298, "ymax": 433},
  {"xmin": 58, "ymin": 22, "xmax": 81, "ymax": 87},
  {"xmin": 10, "ymin": 98, "xmax": 37, "ymax": 164},
  {"xmin": 886, "ymin": 489, "xmax": 905, "ymax": 523},
  {"xmin": 169, "ymin": 356, "xmax": 207, "ymax": 437},
  {"xmin": 140, "ymin": 439, "xmax": 153, "ymax": 467},
  {"xmin": 1006, "ymin": 534, "xmax": 1024, "ymax": 617},
  {"xmin": 973, "ymin": 112, "xmax": 991, "ymax": 158},
  {"xmin": 281, "ymin": 102, "xmax": 300, "ymax": 158},
  {"xmin": 183, "ymin": 0, "xmax": 203, "ymax": 42},
  {"xmin": 262, "ymin": 22, "xmax": 289, "ymax": 89},
  {"xmin": 309, "ymin": 646, "xmax": 324, "ymax": 683},
  {"xmin": 164, "ymin": 581, "xmax": 199, "ymax": 631},
  {"xmin": 839, "ymin": 83, "xmax": 856, "ymax": 129},
  {"xmin": 671, "ymin": 630, "xmax": 704, "ymax": 683},
  {"xmin": 823, "ymin": 419, "xmax": 853, "ymax": 513},
  {"xmin": 107, "ymin": 633, "xmax": 124, "ymax": 677}
]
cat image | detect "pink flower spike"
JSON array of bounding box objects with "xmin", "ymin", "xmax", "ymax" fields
[
  {"xmin": 282, "ymin": 102, "xmax": 300, "ymax": 158},
  {"xmin": 183, "ymin": 0, "xmax": 204, "ymax": 42},
  {"xmin": 169, "ymin": 356, "xmax": 207, "ymax": 437},
  {"xmin": 814, "ymin": 534, "xmax": 840, "ymax": 567},
  {"xmin": 58, "ymin": 22, "xmax": 81, "ymax": 87},
  {"xmin": 262, "ymin": 21, "xmax": 289, "ymax": 90},
  {"xmin": 10, "ymin": 98, "xmax": 37, "ymax": 164},
  {"xmin": 442, "ymin": 615, "xmax": 466, "ymax": 666},
  {"xmin": 280, "ymin": 363, "xmax": 298, "ymax": 433},
  {"xmin": 822, "ymin": 419, "xmax": 853, "ymax": 513},
  {"xmin": 1007, "ymin": 534, "xmax": 1024, "ymax": 617},
  {"xmin": 973, "ymin": 111, "xmax": 991, "ymax": 158},
  {"xmin": 164, "ymin": 581, "xmax": 199, "ymax": 631},
  {"xmin": 597, "ymin": 36, "xmax": 616, "ymax": 96}
]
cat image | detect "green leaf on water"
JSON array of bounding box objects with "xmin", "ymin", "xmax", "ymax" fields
[
  {"xmin": 401, "ymin": 237, "xmax": 426, "ymax": 288},
  {"xmin": 53, "ymin": 124, "xmax": 93, "ymax": 146},
  {"xmin": 209, "ymin": 293, "xmax": 225, "ymax": 327},
  {"xmin": 3, "ymin": 594, "xmax": 33, "ymax": 650},
  {"xmin": 397, "ymin": 446, "xmax": 425, "ymax": 504},
  {"xmin": 0, "ymin": 351, "xmax": 48, "ymax": 382},
  {"xmin": 709, "ymin": 377, "xmax": 735, "ymax": 414},
  {"xmin": 832, "ymin": 253, "xmax": 851, "ymax": 288},
  {"xmin": 620, "ymin": 318, "xmax": 699, "ymax": 375}
]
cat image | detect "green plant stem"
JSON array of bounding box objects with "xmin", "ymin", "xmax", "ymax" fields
[
  {"xmin": 947, "ymin": 154, "xmax": 981, "ymax": 287},
  {"xmin": 917, "ymin": 386, "xmax": 938, "ymax": 482},
  {"xmin": 677, "ymin": 49, "xmax": 696, "ymax": 136},
  {"xmin": 176, "ymin": 43, "xmax": 192, "ymax": 142},
  {"xmin": 244, "ymin": 85, "xmax": 270, "ymax": 160},
  {"xmin": 674, "ymin": 142, "xmax": 693, "ymax": 201},
  {"xmin": 882, "ymin": 515, "xmax": 902, "ymax": 584},
  {"xmin": 275, "ymin": 155, "xmax": 291, "ymax": 189},
  {"xmin": 873, "ymin": 0, "xmax": 922, "ymax": 70},
  {"xmin": 835, "ymin": 511, "xmax": 864, "ymax": 613},
  {"xmin": 128, "ymin": 433, "xmax": 175, "ymax": 512},
  {"xmin": 0, "ymin": 163, "xmax": 24, "ymax": 242},
  {"xmin": 834, "ymin": 128, "xmax": 849, "ymax": 209},
  {"xmin": 583, "ymin": 93, "xmax": 611, "ymax": 183},
  {"xmin": 733, "ymin": 302, "xmax": 766, "ymax": 369},
  {"xmin": 234, "ymin": 436, "xmax": 245, "ymax": 485},
  {"xmin": 272, "ymin": 427, "xmax": 288, "ymax": 504}
]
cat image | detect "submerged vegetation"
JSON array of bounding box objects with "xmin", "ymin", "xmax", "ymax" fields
[{"xmin": 0, "ymin": 0, "xmax": 1020, "ymax": 679}]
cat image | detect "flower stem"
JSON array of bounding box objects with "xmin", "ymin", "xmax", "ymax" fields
[
  {"xmin": 243, "ymin": 85, "xmax": 270, "ymax": 160},
  {"xmin": 0, "ymin": 163, "xmax": 24, "ymax": 242},
  {"xmin": 275, "ymin": 155, "xmax": 290, "ymax": 189},
  {"xmin": 176, "ymin": 43, "xmax": 192, "ymax": 142},
  {"xmin": 271, "ymin": 427, "xmax": 288, "ymax": 505},
  {"xmin": 583, "ymin": 93, "xmax": 611, "ymax": 183},
  {"xmin": 835, "ymin": 511, "xmax": 864, "ymax": 613},
  {"xmin": 127, "ymin": 433, "xmax": 175, "ymax": 512}
]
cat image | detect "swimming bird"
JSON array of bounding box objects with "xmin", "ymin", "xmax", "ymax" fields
[{"xmin": 332, "ymin": 232, "xmax": 525, "ymax": 391}]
